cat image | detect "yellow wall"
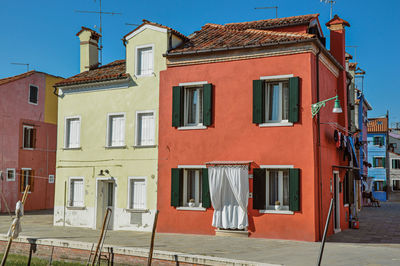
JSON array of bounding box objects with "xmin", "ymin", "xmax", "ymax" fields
[
  {"xmin": 44, "ymin": 75, "xmax": 63, "ymax": 125},
  {"xmin": 54, "ymin": 26, "xmax": 169, "ymax": 230}
]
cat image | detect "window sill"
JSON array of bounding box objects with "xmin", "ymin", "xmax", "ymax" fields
[
  {"xmin": 135, "ymin": 73, "xmax": 154, "ymax": 78},
  {"xmin": 124, "ymin": 208, "xmax": 149, "ymax": 213},
  {"xmin": 63, "ymin": 147, "xmax": 82, "ymax": 150},
  {"xmin": 259, "ymin": 122, "xmax": 293, "ymax": 127},
  {"xmin": 176, "ymin": 207, "xmax": 206, "ymax": 211},
  {"xmin": 6, "ymin": 179, "xmax": 15, "ymax": 182},
  {"xmin": 259, "ymin": 210, "xmax": 294, "ymax": 215},
  {"xmin": 22, "ymin": 147, "xmax": 34, "ymax": 150},
  {"xmin": 28, "ymin": 102, "xmax": 38, "ymax": 105},
  {"xmin": 67, "ymin": 206, "xmax": 86, "ymax": 210},
  {"xmin": 344, "ymin": 204, "xmax": 349, "ymax": 207},
  {"xmin": 133, "ymin": 145, "xmax": 157, "ymax": 149},
  {"xmin": 177, "ymin": 125, "xmax": 207, "ymax": 131},
  {"xmin": 105, "ymin": 145, "xmax": 127, "ymax": 149}
]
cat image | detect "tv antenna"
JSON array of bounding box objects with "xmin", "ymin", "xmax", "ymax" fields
[
  {"xmin": 75, "ymin": 0, "xmax": 122, "ymax": 65},
  {"xmin": 10, "ymin": 63, "xmax": 30, "ymax": 72},
  {"xmin": 254, "ymin": 6, "xmax": 278, "ymax": 18},
  {"xmin": 320, "ymin": 0, "xmax": 336, "ymax": 19},
  {"xmin": 125, "ymin": 23, "xmax": 140, "ymax": 27}
]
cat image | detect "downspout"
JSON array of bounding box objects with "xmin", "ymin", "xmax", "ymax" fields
[{"xmin": 316, "ymin": 48, "xmax": 322, "ymax": 241}]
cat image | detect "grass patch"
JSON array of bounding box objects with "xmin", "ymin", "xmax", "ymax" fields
[{"xmin": 0, "ymin": 253, "xmax": 84, "ymax": 265}]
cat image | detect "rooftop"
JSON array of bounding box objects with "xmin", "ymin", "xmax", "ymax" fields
[
  {"xmin": 368, "ymin": 117, "xmax": 388, "ymax": 133},
  {"xmin": 123, "ymin": 19, "xmax": 188, "ymax": 41},
  {"xmin": 0, "ymin": 71, "xmax": 63, "ymax": 86},
  {"xmin": 55, "ymin": 60, "xmax": 127, "ymax": 88}
]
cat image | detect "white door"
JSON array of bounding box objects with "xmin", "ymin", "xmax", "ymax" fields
[{"xmin": 96, "ymin": 181, "xmax": 115, "ymax": 230}]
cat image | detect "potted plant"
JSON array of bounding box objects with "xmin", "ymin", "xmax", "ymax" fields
[
  {"xmin": 275, "ymin": 200, "xmax": 281, "ymax": 210},
  {"xmin": 188, "ymin": 198, "xmax": 195, "ymax": 207}
]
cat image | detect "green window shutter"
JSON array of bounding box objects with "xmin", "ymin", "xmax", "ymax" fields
[
  {"xmin": 202, "ymin": 168, "xmax": 211, "ymax": 208},
  {"xmin": 289, "ymin": 168, "xmax": 300, "ymax": 211},
  {"xmin": 172, "ymin": 86, "xmax": 183, "ymax": 127},
  {"xmin": 288, "ymin": 77, "xmax": 300, "ymax": 123},
  {"xmin": 252, "ymin": 80, "xmax": 264, "ymax": 124},
  {"xmin": 203, "ymin": 84, "xmax": 213, "ymax": 126},
  {"xmin": 373, "ymin": 137, "xmax": 377, "ymax": 145},
  {"xmin": 392, "ymin": 159, "xmax": 395, "ymax": 169},
  {"xmin": 171, "ymin": 168, "xmax": 183, "ymax": 207},
  {"xmin": 381, "ymin": 137, "xmax": 384, "ymax": 146},
  {"xmin": 253, "ymin": 168, "xmax": 266, "ymax": 209},
  {"xmin": 383, "ymin": 158, "xmax": 386, "ymax": 168},
  {"xmin": 373, "ymin": 158, "xmax": 376, "ymax": 168}
]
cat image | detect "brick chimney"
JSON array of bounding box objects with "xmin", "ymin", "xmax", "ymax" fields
[
  {"xmin": 325, "ymin": 15, "xmax": 350, "ymax": 66},
  {"xmin": 76, "ymin": 27, "xmax": 101, "ymax": 73}
]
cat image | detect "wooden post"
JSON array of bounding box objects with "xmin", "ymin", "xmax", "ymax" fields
[
  {"xmin": 63, "ymin": 181, "xmax": 66, "ymax": 227},
  {"xmin": 1, "ymin": 185, "xmax": 30, "ymax": 266},
  {"xmin": 91, "ymin": 208, "xmax": 111, "ymax": 266},
  {"xmin": 316, "ymin": 198, "xmax": 334, "ymax": 266},
  {"xmin": 147, "ymin": 210, "xmax": 159, "ymax": 266}
]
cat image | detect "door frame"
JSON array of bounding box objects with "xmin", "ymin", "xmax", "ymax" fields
[
  {"xmin": 93, "ymin": 176, "xmax": 116, "ymax": 230},
  {"xmin": 333, "ymin": 171, "xmax": 341, "ymax": 233}
]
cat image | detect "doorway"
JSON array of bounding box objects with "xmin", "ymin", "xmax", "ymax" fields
[
  {"xmin": 333, "ymin": 171, "xmax": 341, "ymax": 233},
  {"xmin": 96, "ymin": 180, "xmax": 115, "ymax": 230}
]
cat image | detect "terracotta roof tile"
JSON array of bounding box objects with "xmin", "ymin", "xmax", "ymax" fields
[
  {"xmin": 368, "ymin": 117, "xmax": 388, "ymax": 133},
  {"xmin": 224, "ymin": 14, "xmax": 319, "ymax": 31},
  {"xmin": 326, "ymin": 15, "xmax": 350, "ymax": 27},
  {"xmin": 0, "ymin": 71, "xmax": 63, "ymax": 86},
  {"xmin": 123, "ymin": 19, "xmax": 188, "ymax": 41},
  {"xmin": 76, "ymin": 26, "xmax": 102, "ymax": 39},
  {"xmin": 55, "ymin": 60, "xmax": 128, "ymax": 88},
  {"xmin": 168, "ymin": 23, "xmax": 315, "ymax": 54}
]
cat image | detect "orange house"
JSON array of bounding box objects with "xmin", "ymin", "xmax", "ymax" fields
[{"xmin": 157, "ymin": 14, "xmax": 352, "ymax": 241}]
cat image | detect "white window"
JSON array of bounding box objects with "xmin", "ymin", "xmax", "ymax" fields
[
  {"xmin": 107, "ymin": 113, "xmax": 125, "ymax": 147},
  {"xmin": 21, "ymin": 168, "xmax": 33, "ymax": 192},
  {"xmin": 136, "ymin": 111, "xmax": 155, "ymax": 146},
  {"xmin": 48, "ymin": 175, "xmax": 55, "ymax": 184},
  {"xmin": 264, "ymin": 80, "xmax": 289, "ymax": 123},
  {"xmin": 182, "ymin": 169, "xmax": 202, "ymax": 207},
  {"xmin": 266, "ymin": 169, "xmax": 290, "ymax": 210},
  {"xmin": 65, "ymin": 117, "xmax": 81, "ymax": 148},
  {"xmin": 392, "ymin": 159, "xmax": 400, "ymax": 169},
  {"xmin": 136, "ymin": 45, "xmax": 154, "ymax": 76},
  {"xmin": 69, "ymin": 178, "xmax": 84, "ymax": 207},
  {"xmin": 29, "ymin": 85, "xmax": 38, "ymax": 104},
  {"xmin": 184, "ymin": 87, "xmax": 203, "ymax": 126},
  {"xmin": 23, "ymin": 125, "xmax": 36, "ymax": 149},
  {"xmin": 6, "ymin": 168, "xmax": 16, "ymax": 181},
  {"xmin": 128, "ymin": 178, "xmax": 146, "ymax": 209}
]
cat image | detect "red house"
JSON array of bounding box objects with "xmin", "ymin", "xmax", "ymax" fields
[
  {"xmin": 157, "ymin": 14, "xmax": 352, "ymax": 241},
  {"xmin": 0, "ymin": 71, "xmax": 62, "ymax": 212}
]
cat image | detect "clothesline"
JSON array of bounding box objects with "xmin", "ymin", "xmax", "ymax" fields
[
  {"xmin": 320, "ymin": 121, "xmax": 351, "ymax": 135},
  {"xmin": 6, "ymin": 172, "xmax": 53, "ymax": 180}
]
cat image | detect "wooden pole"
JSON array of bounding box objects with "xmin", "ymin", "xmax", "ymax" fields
[
  {"xmin": 316, "ymin": 198, "xmax": 334, "ymax": 266},
  {"xmin": 91, "ymin": 208, "xmax": 111, "ymax": 266},
  {"xmin": 63, "ymin": 181, "xmax": 66, "ymax": 227},
  {"xmin": 1, "ymin": 185, "xmax": 30, "ymax": 266},
  {"xmin": 147, "ymin": 210, "xmax": 159, "ymax": 266}
]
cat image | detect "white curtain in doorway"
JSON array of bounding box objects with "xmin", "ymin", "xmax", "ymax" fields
[{"xmin": 209, "ymin": 166, "xmax": 249, "ymax": 229}]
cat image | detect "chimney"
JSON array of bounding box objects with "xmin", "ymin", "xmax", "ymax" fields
[
  {"xmin": 76, "ymin": 27, "xmax": 101, "ymax": 73},
  {"xmin": 325, "ymin": 15, "xmax": 350, "ymax": 67}
]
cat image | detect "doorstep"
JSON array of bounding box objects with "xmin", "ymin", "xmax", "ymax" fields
[{"xmin": 215, "ymin": 229, "xmax": 249, "ymax": 238}]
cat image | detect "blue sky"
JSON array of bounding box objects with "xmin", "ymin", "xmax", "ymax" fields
[{"xmin": 1, "ymin": 0, "xmax": 398, "ymax": 122}]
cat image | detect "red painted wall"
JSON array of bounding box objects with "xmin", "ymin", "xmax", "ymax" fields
[{"xmin": 157, "ymin": 52, "xmax": 349, "ymax": 241}]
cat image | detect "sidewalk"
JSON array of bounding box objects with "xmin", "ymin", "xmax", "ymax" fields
[{"xmin": 1, "ymin": 208, "xmax": 400, "ymax": 265}]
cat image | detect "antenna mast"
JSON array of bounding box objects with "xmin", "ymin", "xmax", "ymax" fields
[
  {"xmin": 75, "ymin": 0, "xmax": 122, "ymax": 65},
  {"xmin": 254, "ymin": 6, "xmax": 278, "ymax": 18},
  {"xmin": 321, "ymin": 0, "xmax": 336, "ymax": 19},
  {"xmin": 10, "ymin": 63, "xmax": 30, "ymax": 72}
]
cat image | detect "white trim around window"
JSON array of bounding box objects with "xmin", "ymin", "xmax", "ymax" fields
[
  {"xmin": 6, "ymin": 168, "xmax": 16, "ymax": 181},
  {"xmin": 28, "ymin": 84, "xmax": 39, "ymax": 105},
  {"xmin": 48, "ymin": 174, "xmax": 55, "ymax": 184},
  {"xmin": 391, "ymin": 158, "xmax": 400, "ymax": 169},
  {"xmin": 135, "ymin": 44, "xmax": 155, "ymax": 77},
  {"xmin": 127, "ymin": 177, "xmax": 147, "ymax": 211},
  {"xmin": 64, "ymin": 116, "xmax": 81, "ymax": 149},
  {"xmin": 68, "ymin": 177, "xmax": 85, "ymax": 208},
  {"xmin": 22, "ymin": 125, "xmax": 35, "ymax": 150},
  {"xmin": 260, "ymin": 74, "xmax": 294, "ymax": 81},
  {"xmin": 106, "ymin": 112, "xmax": 126, "ymax": 148},
  {"xmin": 135, "ymin": 110, "xmax": 156, "ymax": 147}
]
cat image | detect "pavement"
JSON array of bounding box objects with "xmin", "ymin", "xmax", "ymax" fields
[{"xmin": 1, "ymin": 203, "xmax": 400, "ymax": 265}]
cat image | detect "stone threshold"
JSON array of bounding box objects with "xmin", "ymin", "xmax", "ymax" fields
[{"xmin": 0, "ymin": 234, "xmax": 275, "ymax": 266}]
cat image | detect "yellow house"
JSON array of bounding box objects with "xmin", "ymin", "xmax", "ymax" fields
[{"xmin": 53, "ymin": 23, "xmax": 187, "ymax": 231}]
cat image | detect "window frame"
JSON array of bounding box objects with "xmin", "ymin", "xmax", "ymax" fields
[
  {"xmin": 176, "ymin": 165, "xmax": 207, "ymax": 211},
  {"xmin": 135, "ymin": 44, "xmax": 155, "ymax": 77},
  {"xmin": 259, "ymin": 165, "xmax": 294, "ymax": 214},
  {"xmin": 20, "ymin": 168, "xmax": 32, "ymax": 193},
  {"xmin": 135, "ymin": 110, "xmax": 156, "ymax": 147},
  {"xmin": 28, "ymin": 84, "xmax": 39, "ymax": 105},
  {"xmin": 127, "ymin": 176, "xmax": 147, "ymax": 210},
  {"xmin": 106, "ymin": 112, "xmax": 126, "ymax": 148},
  {"xmin": 259, "ymin": 74, "xmax": 294, "ymax": 127},
  {"xmin": 68, "ymin": 177, "xmax": 85, "ymax": 207},
  {"xmin": 373, "ymin": 156, "xmax": 385, "ymax": 168},
  {"xmin": 48, "ymin": 174, "xmax": 55, "ymax": 184},
  {"xmin": 6, "ymin": 168, "xmax": 16, "ymax": 181},
  {"xmin": 391, "ymin": 158, "xmax": 400, "ymax": 169},
  {"xmin": 373, "ymin": 136, "xmax": 384, "ymax": 146},
  {"xmin": 392, "ymin": 179, "xmax": 400, "ymax": 192},
  {"xmin": 22, "ymin": 125, "xmax": 35, "ymax": 150},
  {"xmin": 374, "ymin": 180, "xmax": 385, "ymax": 192},
  {"xmin": 64, "ymin": 116, "xmax": 81, "ymax": 149}
]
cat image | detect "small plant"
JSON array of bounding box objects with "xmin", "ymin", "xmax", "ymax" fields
[
  {"xmin": 275, "ymin": 200, "xmax": 280, "ymax": 205},
  {"xmin": 189, "ymin": 198, "xmax": 195, "ymax": 203},
  {"xmin": 274, "ymin": 200, "xmax": 281, "ymax": 210},
  {"xmin": 188, "ymin": 198, "xmax": 195, "ymax": 207}
]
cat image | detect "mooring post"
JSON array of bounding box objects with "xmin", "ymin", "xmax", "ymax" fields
[
  {"xmin": 147, "ymin": 210, "xmax": 159, "ymax": 266},
  {"xmin": 316, "ymin": 198, "xmax": 334, "ymax": 266},
  {"xmin": 91, "ymin": 208, "xmax": 111, "ymax": 266}
]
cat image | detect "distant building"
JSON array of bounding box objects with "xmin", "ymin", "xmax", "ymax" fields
[
  {"xmin": 388, "ymin": 129, "xmax": 400, "ymax": 201},
  {"xmin": 0, "ymin": 70, "xmax": 63, "ymax": 212},
  {"xmin": 367, "ymin": 117, "xmax": 389, "ymax": 201}
]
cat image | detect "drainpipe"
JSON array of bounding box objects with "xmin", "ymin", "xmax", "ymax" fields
[{"xmin": 316, "ymin": 48, "xmax": 322, "ymax": 241}]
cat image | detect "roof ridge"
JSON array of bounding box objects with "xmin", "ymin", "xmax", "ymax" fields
[
  {"xmin": 243, "ymin": 28, "xmax": 315, "ymax": 38},
  {"xmin": 123, "ymin": 20, "xmax": 188, "ymax": 41},
  {"xmin": 225, "ymin": 13, "xmax": 319, "ymax": 26}
]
